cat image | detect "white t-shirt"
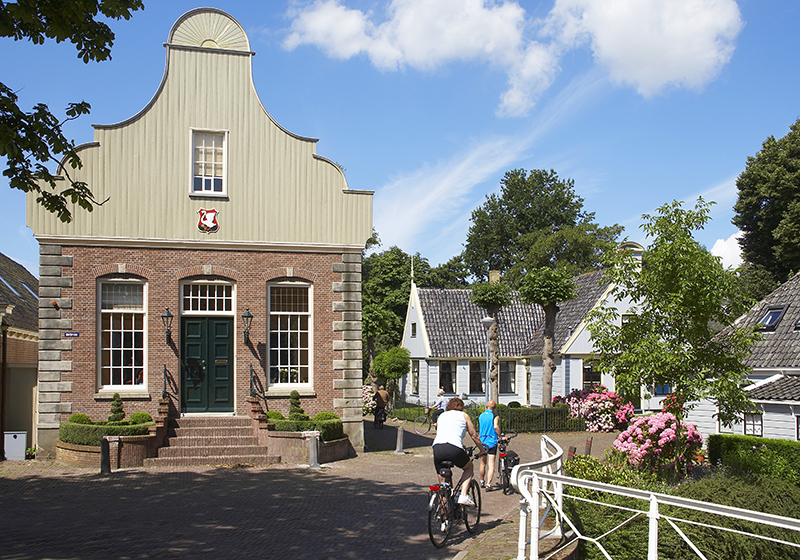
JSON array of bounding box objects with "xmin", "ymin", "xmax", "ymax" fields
[{"xmin": 432, "ymin": 410, "xmax": 467, "ymax": 448}]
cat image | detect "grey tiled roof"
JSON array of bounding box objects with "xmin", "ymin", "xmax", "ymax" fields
[
  {"xmin": 523, "ymin": 270, "xmax": 610, "ymax": 355},
  {"xmin": 728, "ymin": 272, "xmax": 800, "ymax": 369},
  {"xmin": 0, "ymin": 253, "xmax": 39, "ymax": 332},
  {"xmin": 417, "ymin": 287, "xmax": 543, "ymax": 358},
  {"xmin": 748, "ymin": 375, "xmax": 800, "ymax": 402}
]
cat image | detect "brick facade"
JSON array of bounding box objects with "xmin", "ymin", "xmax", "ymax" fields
[{"xmin": 36, "ymin": 243, "xmax": 364, "ymax": 455}]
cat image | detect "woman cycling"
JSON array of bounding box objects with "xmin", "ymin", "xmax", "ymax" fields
[{"xmin": 431, "ymin": 397, "xmax": 486, "ymax": 506}]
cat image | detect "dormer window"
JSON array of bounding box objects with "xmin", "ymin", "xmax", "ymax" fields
[
  {"xmin": 758, "ymin": 305, "xmax": 787, "ymax": 332},
  {"xmin": 411, "ymin": 322, "xmax": 417, "ymax": 337},
  {"xmin": 192, "ymin": 130, "xmax": 227, "ymax": 196}
]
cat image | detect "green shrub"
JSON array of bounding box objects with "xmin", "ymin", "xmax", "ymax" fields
[
  {"xmin": 564, "ymin": 456, "xmax": 800, "ymax": 560},
  {"xmin": 68, "ymin": 413, "xmax": 92, "ymax": 425},
  {"xmin": 130, "ymin": 412, "xmax": 153, "ymax": 424},
  {"xmin": 289, "ymin": 412, "xmax": 310, "ymax": 421},
  {"xmin": 271, "ymin": 419, "xmax": 315, "ymax": 433},
  {"xmin": 312, "ymin": 411, "xmax": 340, "ymax": 422},
  {"xmin": 59, "ymin": 420, "xmax": 155, "ymax": 446},
  {"xmin": 708, "ymin": 434, "xmax": 800, "ymax": 484},
  {"xmin": 265, "ymin": 411, "xmax": 284, "ymax": 421},
  {"xmin": 108, "ymin": 393, "xmax": 125, "ymax": 422},
  {"xmin": 391, "ymin": 406, "xmax": 423, "ymax": 421},
  {"xmin": 270, "ymin": 418, "xmax": 345, "ymax": 442},
  {"xmin": 289, "ymin": 390, "xmax": 304, "ymax": 416},
  {"xmin": 508, "ymin": 401, "xmax": 522, "ymax": 408}
]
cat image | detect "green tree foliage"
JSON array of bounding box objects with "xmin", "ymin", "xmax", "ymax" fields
[
  {"xmin": 373, "ymin": 346, "xmax": 410, "ymax": 399},
  {"xmin": 733, "ymin": 118, "xmax": 800, "ymax": 285},
  {"xmin": 470, "ymin": 281, "xmax": 512, "ymax": 402},
  {"xmin": 734, "ymin": 263, "xmax": 781, "ymax": 302},
  {"xmin": 361, "ymin": 238, "xmax": 472, "ymax": 386},
  {"xmin": 0, "ymin": 0, "xmax": 144, "ymax": 222},
  {"xmin": 463, "ymin": 169, "xmax": 623, "ymax": 285},
  {"xmin": 587, "ymin": 199, "xmax": 760, "ymax": 426},
  {"xmin": 108, "ymin": 392, "xmax": 125, "ymax": 422},
  {"xmin": 519, "ymin": 267, "xmax": 577, "ymax": 407}
]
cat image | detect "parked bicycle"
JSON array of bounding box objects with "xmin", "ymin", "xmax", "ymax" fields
[
  {"xmin": 497, "ymin": 431, "xmax": 519, "ymax": 495},
  {"xmin": 414, "ymin": 407, "xmax": 435, "ymax": 435},
  {"xmin": 427, "ymin": 447, "xmax": 482, "ymax": 547}
]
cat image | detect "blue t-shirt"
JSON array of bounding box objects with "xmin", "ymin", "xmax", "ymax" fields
[{"xmin": 478, "ymin": 409, "xmax": 498, "ymax": 448}]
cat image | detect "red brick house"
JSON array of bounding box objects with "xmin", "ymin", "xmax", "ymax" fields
[{"xmin": 27, "ymin": 8, "xmax": 372, "ymax": 457}]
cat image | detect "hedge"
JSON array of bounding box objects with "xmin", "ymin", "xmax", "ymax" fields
[
  {"xmin": 59, "ymin": 421, "xmax": 155, "ymax": 446},
  {"xmin": 564, "ymin": 456, "xmax": 800, "ymax": 560},
  {"xmin": 270, "ymin": 418, "xmax": 344, "ymax": 442},
  {"xmin": 707, "ymin": 434, "xmax": 800, "ymax": 484}
]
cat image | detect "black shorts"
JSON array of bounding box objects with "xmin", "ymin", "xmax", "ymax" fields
[
  {"xmin": 433, "ymin": 443, "xmax": 469, "ymax": 472},
  {"xmin": 483, "ymin": 445, "xmax": 497, "ymax": 455}
]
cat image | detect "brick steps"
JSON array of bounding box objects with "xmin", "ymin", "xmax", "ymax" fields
[{"xmin": 145, "ymin": 416, "xmax": 280, "ymax": 468}]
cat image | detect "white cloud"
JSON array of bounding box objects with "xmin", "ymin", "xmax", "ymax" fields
[
  {"xmin": 283, "ymin": 0, "xmax": 743, "ymax": 115},
  {"xmin": 711, "ymin": 231, "xmax": 743, "ymax": 269},
  {"xmin": 543, "ymin": 0, "xmax": 743, "ymax": 96}
]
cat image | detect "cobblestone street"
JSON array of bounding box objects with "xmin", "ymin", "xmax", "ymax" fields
[{"xmin": 0, "ymin": 422, "xmax": 615, "ymax": 560}]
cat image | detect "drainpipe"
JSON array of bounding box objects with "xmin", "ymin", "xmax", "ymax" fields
[{"xmin": 0, "ymin": 310, "xmax": 11, "ymax": 461}]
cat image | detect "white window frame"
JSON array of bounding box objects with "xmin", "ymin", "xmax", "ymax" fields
[
  {"xmin": 97, "ymin": 279, "xmax": 147, "ymax": 391},
  {"xmin": 190, "ymin": 129, "xmax": 228, "ymax": 197},
  {"xmin": 744, "ymin": 413, "xmax": 763, "ymax": 437},
  {"xmin": 500, "ymin": 361, "xmax": 516, "ymax": 394},
  {"xmin": 468, "ymin": 361, "xmax": 485, "ymax": 395},
  {"xmin": 180, "ymin": 281, "xmax": 235, "ymax": 316},
  {"xmin": 411, "ymin": 360, "xmax": 419, "ymax": 395},
  {"xmin": 268, "ymin": 282, "xmax": 313, "ymax": 387}
]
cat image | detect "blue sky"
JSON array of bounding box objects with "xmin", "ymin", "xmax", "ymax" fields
[{"xmin": 2, "ymin": 0, "xmax": 799, "ymax": 276}]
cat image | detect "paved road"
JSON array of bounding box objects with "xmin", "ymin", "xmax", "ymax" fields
[{"xmin": 0, "ymin": 421, "xmax": 616, "ymax": 560}]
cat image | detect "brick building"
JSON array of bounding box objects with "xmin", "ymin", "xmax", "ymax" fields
[
  {"xmin": 0, "ymin": 253, "xmax": 39, "ymax": 458},
  {"xmin": 27, "ymin": 8, "xmax": 372, "ymax": 457}
]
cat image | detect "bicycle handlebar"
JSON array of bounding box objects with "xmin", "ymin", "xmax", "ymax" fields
[{"xmin": 500, "ymin": 431, "xmax": 518, "ymax": 440}]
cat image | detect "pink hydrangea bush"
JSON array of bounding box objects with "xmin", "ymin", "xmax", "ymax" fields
[
  {"xmin": 613, "ymin": 412, "xmax": 703, "ymax": 477},
  {"xmin": 554, "ymin": 385, "xmax": 635, "ymax": 432}
]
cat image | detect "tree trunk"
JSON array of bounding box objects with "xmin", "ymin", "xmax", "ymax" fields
[
  {"xmin": 489, "ymin": 311, "xmax": 500, "ymax": 403},
  {"xmin": 541, "ymin": 303, "xmax": 559, "ymax": 408}
]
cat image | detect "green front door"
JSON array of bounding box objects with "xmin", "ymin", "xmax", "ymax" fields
[{"xmin": 182, "ymin": 317, "xmax": 234, "ymax": 413}]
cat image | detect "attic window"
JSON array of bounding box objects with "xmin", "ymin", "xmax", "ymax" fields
[
  {"xmin": 411, "ymin": 322, "xmax": 417, "ymax": 338},
  {"xmin": 758, "ymin": 305, "xmax": 787, "ymax": 332},
  {"xmin": 0, "ymin": 275, "xmax": 20, "ymax": 297}
]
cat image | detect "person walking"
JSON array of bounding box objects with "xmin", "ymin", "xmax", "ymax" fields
[{"xmin": 478, "ymin": 400, "xmax": 501, "ymax": 490}]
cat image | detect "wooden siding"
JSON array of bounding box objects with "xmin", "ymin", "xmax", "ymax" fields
[{"xmin": 27, "ymin": 11, "xmax": 372, "ymax": 249}]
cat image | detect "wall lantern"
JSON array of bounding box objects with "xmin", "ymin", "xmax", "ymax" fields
[
  {"xmin": 161, "ymin": 308, "xmax": 174, "ymax": 345},
  {"xmin": 242, "ymin": 308, "xmax": 254, "ymax": 344}
]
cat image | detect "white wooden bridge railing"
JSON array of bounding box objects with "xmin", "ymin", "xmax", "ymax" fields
[{"xmin": 510, "ymin": 435, "xmax": 800, "ymax": 560}]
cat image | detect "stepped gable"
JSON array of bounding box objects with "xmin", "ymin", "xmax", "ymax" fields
[
  {"xmin": 417, "ymin": 287, "xmax": 543, "ymax": 358},
  {"xmin": 523, "ymin": 269, "xmax": 610, "ymax": 355}
]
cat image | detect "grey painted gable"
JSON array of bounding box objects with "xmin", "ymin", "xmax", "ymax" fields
[
  {"xmin": 524, "ymin": 270, "xmax": 610, "ymax": 356},
  {"xmin": 727, "ymin": 272, "xmax": 800, "ymax": 369},
  {"xmin": 417, "ymin": 288, "xmax": 543, "ymax": 358}
]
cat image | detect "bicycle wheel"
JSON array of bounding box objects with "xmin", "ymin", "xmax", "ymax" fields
[
  {"xmin": 414, "ymin": 415, "xmax": 431, "ymax": 435},
  {"xmin": 461, "ymin": 479, "xmax": 482, "ymax": 534},
  {"xmin": 501, "ymin": 467, "xmax": 511, "ymax": 495},
  {"xmin": 428, "ymin": 491, "xmax": 452, "ymax": 547}
]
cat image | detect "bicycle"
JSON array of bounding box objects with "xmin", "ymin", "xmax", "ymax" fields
[
  {"xmin": 373, "ymin": 407, "xmax": 387, "ymax": 428},
  {"xmin": 427, "ymin": 447, "xmax": 482, "ymax": 547},
  {"xmin": 497, "ymin": 431, "xmax": 519, "ymax": 495},
  {"xmin": 414, "ymin": 407, "xmax": 436, "ymax": 435}
]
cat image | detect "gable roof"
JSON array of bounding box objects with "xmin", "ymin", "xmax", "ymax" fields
[
  {"xmin": 748, "ymin": 374, "xmax": 800, "ymax": 402},
  {"xmin": 732, "ymin": 272, "xmax": 800, "ymax": 369},
  {"xmin": 416, "ymin": 287, "xmax": 543, "ymax": 359},
  {"xmin": 523, "ymin": 269, "xmax": 610, "ymax": 355},
  {"xmin": 0, "ymin": 253, "xmax": 39, "ymax": 332}
]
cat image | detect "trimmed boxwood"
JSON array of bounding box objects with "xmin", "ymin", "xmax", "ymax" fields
[
  {"xmin": 59, "ymin": 420, "xmax": 155, "ymax": 446},
  {"xmin": 271, "ymin": 417, "xmax": 344, "ymax": 442},
  {"xmin": 130, "ymin": 412, "xmax": 153, "ymax": 425}
]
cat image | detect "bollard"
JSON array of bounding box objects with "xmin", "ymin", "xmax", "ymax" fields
[
  {"xmin": 394, "ymin": 426, "xmax": 405, "ymax": 455},
  {"xmin": 306, "ymin": 431, "xmax": 321, "ymax": 470},
  {"xmin": 100, "ymin": 437, "xmax": 111, "ymax": 475}
]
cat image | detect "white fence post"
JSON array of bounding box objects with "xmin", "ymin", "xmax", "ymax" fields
[{"xmin": 647, "ymin": 494, "xmax": 660, "ymax": 560}]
